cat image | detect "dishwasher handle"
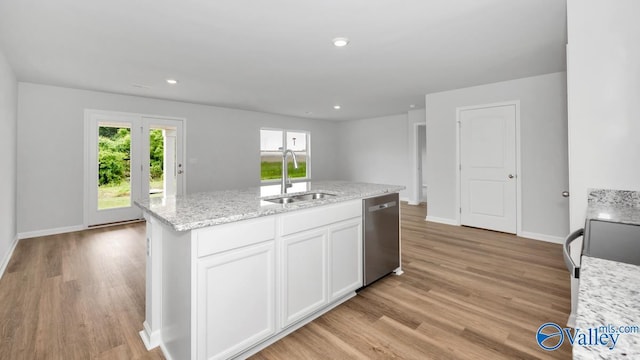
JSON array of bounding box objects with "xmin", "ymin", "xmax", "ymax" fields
[
  {"xmin": 368, "ymin": 201, "xmax": 397, "ymax": 213},
  {"xmin": 563, "ymin": 228, "xmax": 583, "ymax": 279}
]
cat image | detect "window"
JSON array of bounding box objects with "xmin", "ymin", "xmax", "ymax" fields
[{"xmin": 260, "ymin": 129, "xmax": 310, "ymax": 181}]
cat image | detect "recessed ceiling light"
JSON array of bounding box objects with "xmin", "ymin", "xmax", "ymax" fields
[
  {"xmin": 333, "ymin": 105, "xmax": 341, "ymax": 110},
  {"xmin": 409, "ymin": 104, "xmax": 416, "ymax": 109},
  {"xmin": 166, "ymin": 79, "xmax": 178, "ymax": 85},
  {"xmin": 305, "ymin": 111, "xmax": 313, "ymax": 115},
  {"xmin": 332, "ymin": 37, "xmax": 350, "ymax": 47}
]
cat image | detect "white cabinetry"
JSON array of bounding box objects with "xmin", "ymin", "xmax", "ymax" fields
[
  {"xmin": 196, "ymin": 241, "xmax": 276, "ymax": 360},
  {"xmin": 194, "ymin": 216, "xmax": 277, "ymax": 360},
  {"xmin": 280, "ymin": 201, "xmax": 362, "ymax": 329},
  {"xmin": 144, "ymin": 198, "xmax": 366, "ymax": 360},
  {"xmin": 281, "ymin": 229, "xmax": 328, "ymax": 327},
  {"xmin": 329, "ymin": 219, "xmax": 362, "ymax": 301}
]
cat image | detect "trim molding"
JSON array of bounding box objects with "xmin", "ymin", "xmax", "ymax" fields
[
  {"xmin": 17, "ymin": 225, "xmax": 85, "ymax": 240},
  {"xmin": 566, "ymin": 313, "xmax": 576, "ymax": 328},
  {"xmin": 519, "ymin": 231, "xmax": 564, "ymax": 244},
  {"xmin": 139, "ymin": 321, "xmax": 162, "ymax": 351},
  {"xmin": 425, "ymin": 216, "xmax": 459, "ymax": 226},
  {"xmin": 0, "ymin": 235, "xmax": 19, "ymax": 279}
]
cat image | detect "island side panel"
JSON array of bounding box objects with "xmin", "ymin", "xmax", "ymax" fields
[
  {"xmin": 161, "ymin": 225, "xmax": 193, "ymax": 360},
  {"xmin": 140, "ymin": 213, "xmax": 164, "ymax": 349},
  {"xmin": 141, "ymin": 211, "xmax": 193, "ymax": 359}
]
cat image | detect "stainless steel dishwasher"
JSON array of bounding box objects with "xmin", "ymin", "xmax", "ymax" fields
[{"xmin": 363, "ymin": 193, "xmax": 400, "ymax": 286}]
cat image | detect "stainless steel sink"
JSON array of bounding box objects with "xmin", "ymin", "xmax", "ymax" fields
[{"xmin": 263, "ymin": 192, "xmax": 335, "ymax": 204}]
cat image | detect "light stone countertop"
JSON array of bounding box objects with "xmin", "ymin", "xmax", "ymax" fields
[
  {"xmin": 587, "ymin": 189, "xmax": 640, "ymax": 226},
  {"xmin": 574, "ymin": 256, "xmax": 640, "ymax": 359},
  {"xmin": 135, "ymin": 181, "xmax": 405, "ymax": 231}
]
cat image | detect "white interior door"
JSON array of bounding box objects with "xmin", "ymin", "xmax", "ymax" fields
[
  {"xmin": 86, "ymin": 111, "xmax": 185, "ymax": 227},
  {"xmin": 460, "ymin": 104, "xmax": 517, "ymax": 233}
]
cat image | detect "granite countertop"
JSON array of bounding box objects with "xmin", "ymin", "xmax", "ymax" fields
[
  {"xmin": 135, "ymin": 181, "xmax": 405, "ymax": 231},
  {"xmin": 586, "ymin": 189, "xmax": 640, "ymax": 226},
  {"xmin": 574, "ymin": 256, "xmax": 640, "ymax": 359}
]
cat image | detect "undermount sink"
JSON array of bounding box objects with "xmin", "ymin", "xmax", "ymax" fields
[{"xmin": 264, "ymin": 192, "xmax": 336, "ymax": 204}]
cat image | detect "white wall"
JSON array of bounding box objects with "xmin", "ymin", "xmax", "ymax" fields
[
  {"xmin": 0, "ymin": 49, "xmax": 18, "ymax": 276},
  {"xmin": 17, "ymin": 83, "xmax": 340, "ymax": 234},
  {"xmin": 337, "ymin": 114, "xmax": 410, "ymax": 200},
  {"xmin": 425, "ymin": 72, "xmax": 569, "ymax": 240},
  {"xmin": 567, "ymin": 0, "xmax": 640, "ymax": 230}
]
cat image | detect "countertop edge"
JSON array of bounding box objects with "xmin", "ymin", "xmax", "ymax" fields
[{"xmin": 136, "ymin": 183, "xmax": 404, "ymax": 232}]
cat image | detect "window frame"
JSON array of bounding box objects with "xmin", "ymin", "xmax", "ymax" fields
[{"xmin": 260, "ymin": 127, "xmax": 311, "ymax": 183}]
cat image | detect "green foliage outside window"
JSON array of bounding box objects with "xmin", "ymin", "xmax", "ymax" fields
[
  {"xmin": 98, "ymin": 128, "xmax": 164, "ymax": 186},
  {"xmin": 149, "ymin": 129, "xmax": 164, "ymax": 179},
  {"xmin": 260, "ymin": 162, "xmax": 307, "ymax": 180}
]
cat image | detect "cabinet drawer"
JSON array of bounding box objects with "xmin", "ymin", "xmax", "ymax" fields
[
  {"xmin": 280, "ymin": 200, "xmax": 362, "ymax": 236},
  {"xmin": 195, "ymin": 217, "xmax": 276, "ymax": 257}
]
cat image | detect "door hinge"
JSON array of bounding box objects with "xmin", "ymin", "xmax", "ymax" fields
[{"xmin": 459, "ymin": 207, "xmax": 462, "ymax": 213}]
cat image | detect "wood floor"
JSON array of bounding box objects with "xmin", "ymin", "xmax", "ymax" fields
[
  {"xmin": 0, "ymin": 203, "xmax": 572, "ymax": 359},
  {"xmin": 253, "ymin": 204, "xmax": 572, "ymax": 360},
  {"xmin": 0, "ymin": 223, "xmax": 164, "ymax": 359}
]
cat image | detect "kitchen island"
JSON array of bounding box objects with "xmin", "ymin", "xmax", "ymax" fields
[{"xmin": 135, "ymin": 181, "xmax": 404, "ymax": 360}]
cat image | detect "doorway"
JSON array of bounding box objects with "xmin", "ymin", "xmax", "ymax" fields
[
  {"xmin": 411, "ymin": 123, "xmax": 427, "ymax": 205},
  {"xmin": 456, "ymin": 102, "xmax": 521, "ymax": 234},
  {"xmin": 85, "ymin": 110, "xmax": 185, "ymax": 227}
]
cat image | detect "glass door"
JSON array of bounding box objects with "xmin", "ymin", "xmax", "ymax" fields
[
  {"xmin": 141, "ymin": 117, "xmax": 185, "ymax": 199},
  {"xmin": 86, "ymin": 112, "xmax": 142, "ymax": 226},
  {"xmin": 85, "ymin": 111, "xmax": 185, "ymax": 226}
]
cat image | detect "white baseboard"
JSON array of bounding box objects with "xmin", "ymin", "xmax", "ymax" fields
[
  {"xmin": 425, "ymin": 216, "xmax": 459, "ymax": 226},
  {"xmin": 0, "ymin": 235, "xmax": 19, "ymax": 279},
  {"xmin": 139, "ymin": 321, "xmax": 162, "ymax": 351},
  {"xmin": 17, "ymin": 225, "xmax": 85, "ymax": 240},
  {"xmin": 566, "ymin": 312, "xmax": 576, "ymax": 328},
  {"xmin": 519, "ymin": 231, "xmax": 564, "ymax": 244}
]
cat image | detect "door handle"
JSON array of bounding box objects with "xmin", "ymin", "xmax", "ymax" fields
[
  {"xmin": 368, "ymin": 201, "xmax": 397, "ymax": 213},
  {"xmin": 507, "ymin": 174, "xmax": 514, "ymax": 179},
  {"xmin": 562, "ymin": 191, "xmax": 570, "ymax": 198}
]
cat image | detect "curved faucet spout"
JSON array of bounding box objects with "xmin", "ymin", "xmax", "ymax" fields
[
  {"xmin": 285, "ymin": 149, "xmax": 299, "ymax": 169},
  {"xmin": 281, "ymin": 149, "xmax": 299, "ymax": 194}
]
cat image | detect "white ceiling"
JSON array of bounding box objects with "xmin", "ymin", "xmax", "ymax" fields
[{"xmin": 0, "ymin": 0, "xmax": 567, "ymax": 121}]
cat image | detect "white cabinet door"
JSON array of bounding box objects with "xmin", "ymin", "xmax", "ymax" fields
[
  {"xmin": 281, "ymin": 229, "xmax": 328, "ymax": 328},
  {"xmin": 196, "ymin": 241, "xmax": 276, "ymax": 360},
  {"xmin": 329, "ymin": 219, "xmax": 363, "ymax": 301}
]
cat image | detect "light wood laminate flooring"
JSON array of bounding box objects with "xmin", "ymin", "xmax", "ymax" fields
[{"xmin": 0, "ymin": 203, "xmax": 571, "ymax": 359}]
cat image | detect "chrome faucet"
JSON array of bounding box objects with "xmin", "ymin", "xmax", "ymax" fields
[{"xmin": 281, "ymin": 149, "xmax": 299, "ymax": 194}]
